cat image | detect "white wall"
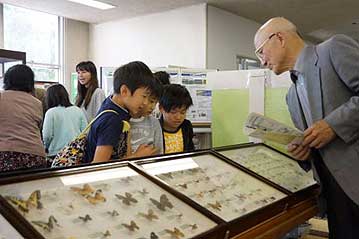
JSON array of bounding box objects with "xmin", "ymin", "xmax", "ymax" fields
[
  {"xmin": 89, "ymin": 4, "xmax": 207, "ymax": 69},
  {"xmin": 207, "ymin": 5, "xmax": 261, "ymax": 70},
  {"xmin": 64, "ymin": 18, "xmax": 89, "ymax": 91}
]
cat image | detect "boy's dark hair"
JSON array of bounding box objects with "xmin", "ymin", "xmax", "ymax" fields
[
  {"xmin": 113, "ymin": 61, "xmax": 155, "ymax": 95},
  {"xmin": 159, "ymin": 84, "xmax": 193, "ymax": 112},
  {"xmin": 75, "ymin": 61, "xmax": 99, "ymax": 109},
  {"xmin": 150, "ymin": 78, "xmax": 163, "ymax": 100},
  {"xmin": 154, "ymin": 71, "xmax": 170, "ymax": 85},
  {"xmin": 4, "ymin": 64, "xmax": 35, "ymax": 93},
  {"xmin": 45, "ymin": 84, "xmax": 72, "ymax": 110}
]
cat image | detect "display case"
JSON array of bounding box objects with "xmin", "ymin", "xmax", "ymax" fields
[
  {"xmin": 0, "ymin": 49, "xmax": 26, "ymax": 90},
  {"xmin": 0, "ymin": 143, "xmax": 319, "ymax": 239},
  {"xmin": 0, "ymin": 162, "xmax": 225, "ymax": 239}
]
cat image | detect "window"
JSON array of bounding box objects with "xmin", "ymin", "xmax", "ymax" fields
[{"xmin": 3, "ymin": 4, "xmax": 62, "ymax": 83}]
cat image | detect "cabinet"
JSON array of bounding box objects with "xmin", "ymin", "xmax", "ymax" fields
[{"xmin": 0, "ymin": 143, "xmax": 319, "ymax": 239}]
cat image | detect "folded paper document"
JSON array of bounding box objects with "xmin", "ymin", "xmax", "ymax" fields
[{"xmin": 244, "ymin": 112, "xmax": 303, "ymax": 145}]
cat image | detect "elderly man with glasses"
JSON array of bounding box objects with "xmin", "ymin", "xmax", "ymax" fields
[{"xmin": 254, "ymin": 17, "xmax": 359, "ymax": 238}]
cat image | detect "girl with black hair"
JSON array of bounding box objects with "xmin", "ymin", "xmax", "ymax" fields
[
  {"xmin": 43, "ymin": 84, "xmax": 87, "ymax": 165},
  {"xmin": 75, "ymin": 61, "xmax": 105, "ymax": 121},
  {"xmin": 0, "ymin": 64, "xmax": 46, "ymax": 172}
]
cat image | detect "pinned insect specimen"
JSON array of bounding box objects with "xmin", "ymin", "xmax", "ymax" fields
[
  {"xmin": 5, "ymin": 190, "xmax": 42, "ymax": 213},
  {"xmin": 164, "ymin": 227, "xmax": 185, "ymax": 239},
  {"xmin": 138, "ymin": 189, "xmax": 149, "ymax": 196},
  {"xmin": 207, "ymin": 201, "xmax": 222, "ymax": 211},
  {"xmin": 115, "ymin": 192, "xmax": 138, "ymax": 206},
  {"xmin": 107, "ymin": 210, "xmax": 119, "ymax": 217},
  {"xmin": 78, "ymin": 214, "xmax": 92, "ymax": 222},
  {"xmin": 119, "ymin": 177, "xmax": 133, "ymax": 184},
  {"xmin": 175, "ymin": 183, "xmax": 188, "ymax": 189},
  {"xmin": 103, "ymin": 230, "xmax": 111, "ymax": 237},
  {"xmin": 138, "ymin": 209, "xmax": 158, "ymax": 221},
  {"xmin": 150, "ymin": 194, "xmax": 173, "ymax": 211},
  {"xmin": 70, "ymin": 183, "xmax": 95, "ymax": 196},
  {"xmin": 86, "ymin": 189, "xmax": 106, "ymax": 204},
  {"xmin": 121, "ymin": 220, "xmax": 139, "ymax": 232},
  {"xmin": 181, "ymin": 223, "xmax": 198, "ymax": 230},
  {"xmin": 31, "ymin": 215, "xmax": 59, "ymax": 232}
]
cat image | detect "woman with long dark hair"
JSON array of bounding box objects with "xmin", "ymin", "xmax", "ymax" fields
[
  {"xmin": 75, "ymin": 61, "xmax": 105, "ymax": 121},
  {"xmin": 0, "ymin": 64, "xmax": 47, "ymax": 172},
  {"xmin": 43, "ymin": 84, "xmax": 87, "ymax": 165}
]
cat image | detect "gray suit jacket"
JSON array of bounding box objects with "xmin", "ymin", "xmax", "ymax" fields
[{"xmin": 287, "ymin": 34, "xmax": 359, "ymax": 206}]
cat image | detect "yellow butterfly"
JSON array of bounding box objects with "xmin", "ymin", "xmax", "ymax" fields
[
  {"xmin": 5, "ymin": 190, "xmax": 42, "ymax": 213},
  {"xmin": 70, "ymin": 183, "xmax": 94, "ymax": 196},
  {"xmin": 164, "ymin": 227, "xmax": 185, "ymax": 239},
  {"xmin": 85, "ymin": 189, "xmax": 106, "ymax": 205}
]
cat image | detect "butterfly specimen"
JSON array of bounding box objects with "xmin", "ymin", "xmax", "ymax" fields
[
  {"xmin": 136, "ymin": 232, "xmax": 159, "ymax": 239},
  {"xmin": 138, "ymin": 189, "xmax": 149, "ymax": 196},
  {"xmin": 78, "ymin": 214, "xmax": 92, "ymax": 222},
  {"xmin": 31, "ymin": 215, "xmax": 59, "ymax": 232},
  {"xmin": 195, "ymin": 191, "xmax": 204, "ymax": 198},
  {"xmin": 150, "ymin": 232, "xmax": 159, "ymax": 239},
  {"xmin": 138, "ymin": 209, "xmax": 158, "ymax": 221},
  {"xmin": 119, "ymin": 176, "xmax": 133, "ymax": 184},
  {"xmin": 176, "ymin": 183, "xmax": 188, "ymax": 189},
  {"xmin": 164, "ymin": 227, "xmax": 185, "ymax": 239},
  {"xmin": 150, "ymin": 194, "xmax": 173, "ymax": 211},
  {"xmin": 207, "ymin": 201, "xmax": 222, "ymax": 211},
  {"xmin": 103, "ymin": 230, "xmax": 111, "ymax": 237},
  {"xmin": 107, "ymin": 210, "xmax": 119, "ymax": 217},
  {"xmin": 115, "ymin": 192, "xmax": 138, "ymax": 205},
  {"xmin": 5, "ymin": 190, "xmax": 42, "ymax": 213},
  {"xmin": 70, "ymin": 183, "xmax": 94, "ymax": 196},
  {"xmin": 86, "ymin": 189, "xmax": 106, "ymax": 205},
  {"xmin": 121, "ymin": 220, "xmax": 139, "ymax": 232}
]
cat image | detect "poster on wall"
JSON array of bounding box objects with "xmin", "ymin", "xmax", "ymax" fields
[{"xmin": 180, "ymin": 71, "xmax": 212, "ymax": 123}]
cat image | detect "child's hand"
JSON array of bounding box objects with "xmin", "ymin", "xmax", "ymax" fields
[{"xmin": 133, "ymin": 144, "xmax": 158, "ymax": 158}]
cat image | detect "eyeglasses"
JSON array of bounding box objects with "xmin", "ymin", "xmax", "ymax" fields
[{"xmin": 255, "ymin": 33, "xmax": 276, "ymax": 61}]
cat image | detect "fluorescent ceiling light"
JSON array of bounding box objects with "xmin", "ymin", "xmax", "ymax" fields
[{"xmin": 67, "ymin": 0, "xmax": 115, "ymax": 10}]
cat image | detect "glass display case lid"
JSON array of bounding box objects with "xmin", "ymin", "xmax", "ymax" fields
[
  {"xmin": 216, "ymin": 145, "xmax": 317, "ymax": 192},
  {"xmin": 140, "ymin": 153, "xmax": 287, "ymax": 222},
  {"xmin": 0, "ymin": 165, "xmax": 218, "ymax": 239}
]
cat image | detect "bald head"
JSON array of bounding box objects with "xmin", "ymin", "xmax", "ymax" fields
[{"xmin": 254, "ymin": 17, "xmax": 298, "ymax": 48}]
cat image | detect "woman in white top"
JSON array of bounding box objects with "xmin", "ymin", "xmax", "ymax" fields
[
  {"xmin": 75, "ymin": 61, "xmax": 105, "ymax": 122},
  {"xmin": 43, "ymin": 84, "xmax": 87, "ymax": 166}
]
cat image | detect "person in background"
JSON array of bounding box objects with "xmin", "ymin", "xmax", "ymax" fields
[
  {"xmin": 152, "ymin": 71, "xmax": 171, "ymax": 118},
  {"xmin": 42, "ymin": 84, "xmax": 87, "ymax": 166},
  {"xmin": 75, "ymin": 61, "xmax": 106, "ymax": 122},
  {"xmin": 85, "ymin": 61, "xmax": 158, "ymax": 164},
  {"xmin": 159, "ymin": 84, "xmax": 194, "ymax": 154},
  {"xmin": 34, "ymin": 87, "xmax": 46, "ymax": 115},
  {"xmin": 154, "ymin": 71, "xmax": 171, "ymax": 85},
  {"xmin": 129, "ymin": 78, "xmax": 164, "ymax": 155},
  {"xmin": 0, "ymin": 64, "xmax": 46, "ymax": 172},
  {"xmin": 254, "ymin": 17, "xmax": 359, "ymax": 238}
]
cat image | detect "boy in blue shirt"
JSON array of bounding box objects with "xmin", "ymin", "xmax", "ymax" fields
[
  {"xmin": 84, "ymin": 61, "xmax": 158, "ymax": 163},
  {"xmin": 159, "ymin": 84, "xmax": 194, "ymax": 154}
]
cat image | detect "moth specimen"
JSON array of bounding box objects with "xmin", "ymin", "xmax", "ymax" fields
[
  {"xmin": 107, "ymin": 210, "xmax": 119, "ymax": 217},
  {"xmin": 121, "ymin": 220, "xmax": 139, "ymax": 231},
  {"xmin": 207, "ymin": 201, "xmax": 222, "ymax": 211},
  {"xmin": 115, "ymin": 192, "xmax": 138, "ymax": 205},
  {"xmin": 150, "ymin": 194, "xmax": 173, "ymax": 211},
  {"xmin": 138, "ymin": 209, "xmax": 158, "ymax": 221},
  {"xmin": 78, "ymin": 214, "xmax": 92, "ymax": 222}
]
